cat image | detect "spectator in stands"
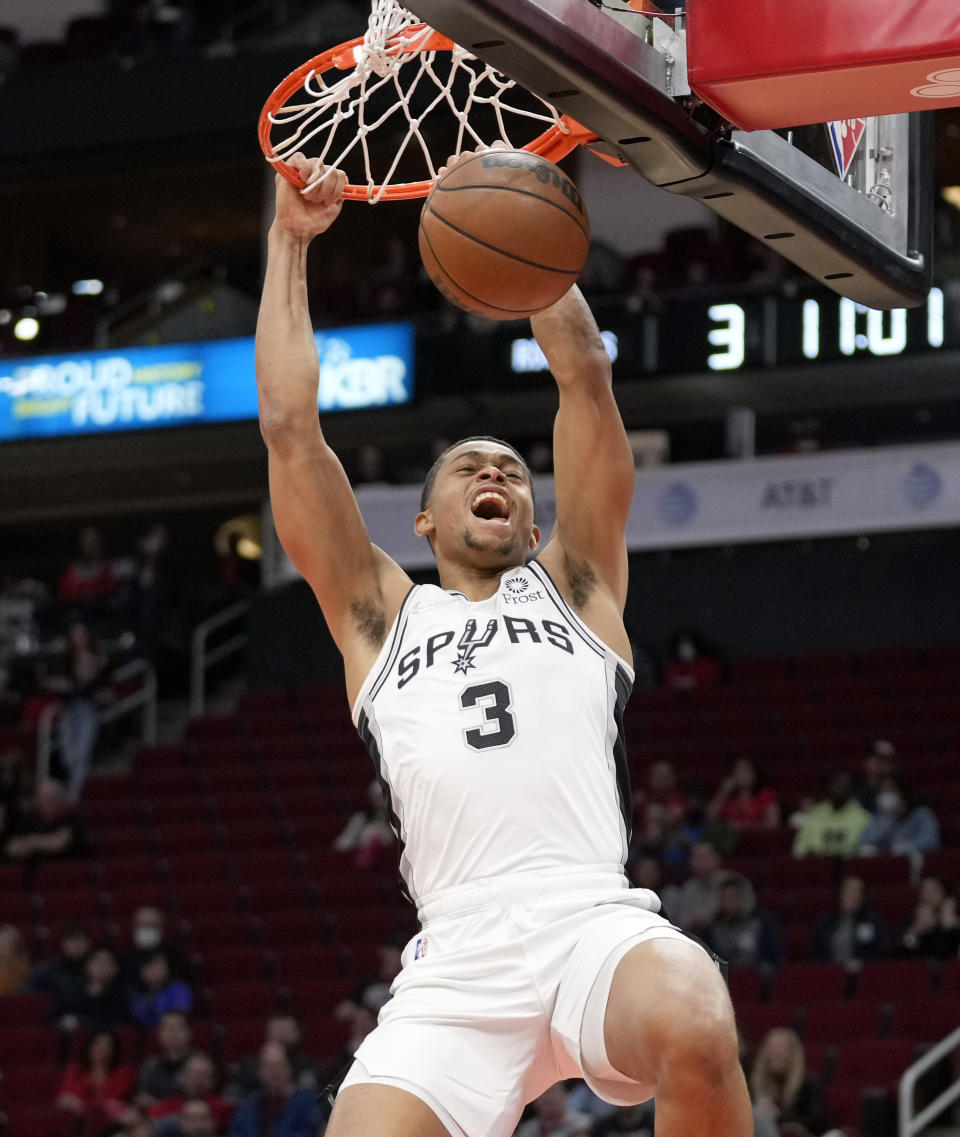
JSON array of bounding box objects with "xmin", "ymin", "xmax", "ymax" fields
[
  {"xmin": 0, "ymin": 742, "xmax": 26, "ymax": 843},
  {"xmin": 123, "ymin": 906, "xmax": 193, "ymax": 986},
  {"xmin": 58, "ymin": 525, "xmax": 118, "ymax": 618},
  {"xmin": 854, "ymin": 738, "xmax": 898, "ymax": 812},
  {"xmin": 857, "ymin": 773, "xmax": 940, "ymax": 856},
  {"xmin": 708, "ymin": 758, "xmax": 780, "ymax": 832},
  {"xmin": 180, "ymin": 1099, "xmax": 218, "ymax": 1137},
  {"xmin": 592, "ymin": 1101, "xmax": 655, "ymax": 1137},
  {"xmin": 0, "ymin": 922, "xmax": 30, "ymax": 994},
  {"xmin": 55, "ymin": 1028, "xmax": 135, "ymax": 1130},
  {"xmin": 704, "ymin": 873, "xmax": 781, "ymax": 973},
  {"xmin": 54, "ymin": 945, "xmax": 131, "ymax": 1032},
  {"xmin": 627, "ymin": 853, "xmax": 663, "ymax": 895},
  {"xmin": 750, "ymin": 1028, "xmax": 826, "ymax": 1137},
  {"xmin": 228, "ymin": 1042, "xmax": 322, "ymax": 1137},
  {"xmin": 900, "ymin": 876, "xmax": 960, "ymax": 960},
  {"xmin": 148, "ymin": 1051, "xmax": 233, "ymax": 1135},
  {"xmin": 632, "ymin": 760, "xmax": 686, "ymax": 854},
  {"xmin": 26, "ymin": 919, "xmax": 92, "ymax": 1006},
  {"xmin": 136, "ymin": 1011, "xmax": 195, "ymax": 1107},
  {"xmin": 45, "ymin": 618, "xmax": 110, "ymax": 803},
  {"xmin": 223, "ymin": 1014, "xmax": 319, "ymax": 1104},
  {"xmin": 661, "ymin": 787, "xmax": 736, "ymax": 865},
  {"xmin": 566, "ymin": 1078, "xmax": 618, "ymax": 1126},
  {"xmin": 811, "ymin": 875, "xmax": 890, "ymax": 967},
  {"xmin": 133, "ymin": 948, "xmax": 194, "ymax": 1028},
  {"xmin": 792, "ymin": 770, "xmax": 871, "ymax": 857},
  {"xmin": 661, "ymin": 629, "xmax": 720, "ymax": 691},
  {"xmin": 660, "ymin": 840, "xmax": 737, "ymax": 933},
  {"xmin": 333, "ymin": 779, "xmax": 393, "ymax": 870},
  {"xmin": 514, "ymin": 1082, "xmax": 592, "ymax": 1137},
  {"xmin": 3, "ymin": 776, "xmax": 88, "ymax": 862}
]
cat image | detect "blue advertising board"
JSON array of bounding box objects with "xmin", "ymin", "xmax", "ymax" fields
[{"xmin": 0, "ymin": 323, "xmax": 414, "ymax": 442}]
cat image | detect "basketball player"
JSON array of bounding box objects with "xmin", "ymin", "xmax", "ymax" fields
[{"xmin": 256, "ymin": 151, "xmax": 751, "ymax": 1137}]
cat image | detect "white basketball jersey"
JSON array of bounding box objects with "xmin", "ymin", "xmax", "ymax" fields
[{"xmin": 351, "ymin": 560, "xmax": 634, "ymax": 905}]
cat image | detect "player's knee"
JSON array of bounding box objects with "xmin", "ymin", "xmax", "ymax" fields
[{"xmin": 658, "ymin": 973, "xmax": 739, "ymax": 1089}]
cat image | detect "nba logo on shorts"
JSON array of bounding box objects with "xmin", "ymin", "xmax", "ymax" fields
[{"xmin": 414, "ymin": 936, "xmax": 428, "ymax": 960}]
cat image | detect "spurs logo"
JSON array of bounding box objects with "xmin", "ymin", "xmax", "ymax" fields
[
  {"xmin": 911, "ymin": 68, "xmax": 960, "ymax": 99},
  {"xmin": 452, "ymin": 618, "xmax": 498, "ymax": 675}
]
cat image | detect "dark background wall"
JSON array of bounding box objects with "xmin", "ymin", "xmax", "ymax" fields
[{"xmin": 246, "ymin": 526, "xmax": 960, "ymax": 688}]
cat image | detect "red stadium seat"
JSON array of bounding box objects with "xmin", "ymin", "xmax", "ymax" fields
[
  {"xmin": 258, "ymin": 912, "xmax": 333, "ymax": 950},
  {"xmin": 763, "ymin": 856, "xmax": 835, "ymax": 891},
  {"xmin": 179, "ymin": 913, "xmax": 256, "ymax": 952},
  {"xmin": 0, "ymin": 1106, "xmax": 76, "ymax": 1137},
  {"xmin": 825, "ymin": 1083, "xmax": 867, "ymax": 1129},
  {"xmin": 735, "ymin": 1002, "xmax": 799, "ymax": 1044},
  {"xmin": 233, "ymin": 849, "xmax": 304, "ymax": 885},
  {"xmin": 97, "ymin": 855, "xmax": 164, "ymax": 889},
  {"xmin": 273, "ymin": 945, "xmax": 349, "ymax": 983},
  {"xmin": 832, "ymin": 1038, "xmax": 917, "ymax": 1090},
  {"xmin": 843, "ymin": 855, "xmax": 913, "ymax": 888},
  {"xmin": 727, "ymin": 967, "xmax": 764, "ymax": 1005},
  {"xmin": 162, "ymin": 851, "xmax": 235, "ymax": 885},
  {"xmin": 301, "ymin": 1015, "xmax": 353, "ymax": 1062},
  {"xmin": 890, "ymin": 996, "xmax": 960, "ymax": 1043},
  {"xmin": 220, "ymin": 1016, "xmax": 270, "ymax": 1062},
  {"xmin": 769, "ymin": 963, "xmax": 849, "ymax": 1004},
  {"xmin": 0, "ymin": 993, "xmax": 51, "ymax": 1026},
  {"xmin": 856, "ymin": 960, "xmax": 934, "ymax": 999},
  {"xmin": 287, "ymin": 978, "xmax": 354, "ymax": 1016},
  {"xmin": 0, "ymin": 1027, "xmax": 60, "ymax": 1065},
  {"xmin": 93, "ymin": 825, "xmax": 160, "ymax": 857},
  {"xmin": 36, "ymin": 888, "xmax": 105, "ymax": 923},
  {"xmin": 205, "ymin": 981, "xmax": 281, "ymax": 1022},
  {"xmin": 802, "ymin": 999, "xmax": 886, "ymax": 1043},
  {"xmin": 174, "ymin": 881, "xmax": 243, "ymax": 917},
  {"xmin": 196, "ymin": 947, "xmax": 269, "ymax": 985}
]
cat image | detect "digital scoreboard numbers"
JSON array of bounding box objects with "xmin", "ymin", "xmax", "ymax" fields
[{"xmin": 697, "ymin": 287, "xmax": 952, "ymax": 373}]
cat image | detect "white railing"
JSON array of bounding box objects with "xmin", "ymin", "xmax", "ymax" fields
[
  {"xmin": 899, "ymin": 1024, "xmax": 960, "ymax": 1137},
  {"xmin": 36, "ymin": 657, "xmax": 158, "ymax": 783},
  {"xmin": 190, "ymin": 599, "xmax": 251, "ymax": 717}
]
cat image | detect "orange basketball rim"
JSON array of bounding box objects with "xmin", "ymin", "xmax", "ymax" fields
[{"xmin": 257, "ymin": 10, "xmax": 598, "ymax": 202}]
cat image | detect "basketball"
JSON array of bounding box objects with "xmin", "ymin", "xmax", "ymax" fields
[{"xmin": 418, "ymin": 149, "xmax": 590, "ymax": 320}]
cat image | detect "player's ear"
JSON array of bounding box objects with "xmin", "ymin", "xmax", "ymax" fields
[
  {"xmin": 415, "ymin": 510, "xmax": 435, "ymax": 541},
  {"xmin": 528, "ymin": 524, "xmax": 541, "ymax": 551}
]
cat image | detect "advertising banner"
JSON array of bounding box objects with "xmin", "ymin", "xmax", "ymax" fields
[
  {"xmin": 263, "ymin": 442, "xmax": 960, "ymax": 584},
  {"xmin": 0, "ymin": 323, "xmax": 414, "ymax": 442}
]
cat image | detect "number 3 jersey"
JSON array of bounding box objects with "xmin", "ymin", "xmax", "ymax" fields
[{"xmin": 351, "ymin": 560, "xmax": 635, "ymax": 906}]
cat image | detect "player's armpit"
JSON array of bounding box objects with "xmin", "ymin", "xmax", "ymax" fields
[{"xmin": 531, "ymin": 290, "xmax": 634, "ymax": 606}]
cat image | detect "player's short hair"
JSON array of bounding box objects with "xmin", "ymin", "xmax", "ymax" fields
[{"xmin": 419, "ymin": 436, "xmax": 536, "ymax": 517}]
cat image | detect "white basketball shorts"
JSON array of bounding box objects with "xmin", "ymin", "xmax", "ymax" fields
[{"xmin": 337, "ymin": 865, "xmax": 700, "ymax": 1137}]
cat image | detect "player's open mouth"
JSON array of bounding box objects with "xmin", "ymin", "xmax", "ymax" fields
[{"xmin": 471, "ymin": 489, "xmax": 511, "ymax": 521}]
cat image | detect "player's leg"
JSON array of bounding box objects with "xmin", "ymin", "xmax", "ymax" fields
[
  {"xmin": 600, "ymin": 938, "xmax": 751, "ymax": 1137},
  {"xmin": 327, "ymin": 1083, "xmax": 454, "ymax": 1137}
]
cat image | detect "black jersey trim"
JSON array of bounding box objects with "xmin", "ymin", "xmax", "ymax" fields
[
  {"xmin": 527, "ymin": 560, "xmax": 604, "ymax": 658},
  {"xmin": 612, "ymin": 662, "xmax": 634, "ymax": 845},
  {"xmin": 368, "ymin": 585, "xmax": 417, "ymax": 705},
  {"xmin": 357, "ymin": 706, "xmax": 414, "ymax": 905}
]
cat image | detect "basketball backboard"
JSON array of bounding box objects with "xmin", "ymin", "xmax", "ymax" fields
[{"xmin": 402, "ymin": 0, "xmax": 933, "ymax": 310}]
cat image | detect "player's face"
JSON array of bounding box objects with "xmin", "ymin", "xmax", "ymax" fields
[{"xmin": 416, "ymin": 442, "xmax": 539, "ymax": 567}]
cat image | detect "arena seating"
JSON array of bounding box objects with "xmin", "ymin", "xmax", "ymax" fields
[{"xmin": 1, "ymin": 645, "xmax": 958, "ymax": 1136}]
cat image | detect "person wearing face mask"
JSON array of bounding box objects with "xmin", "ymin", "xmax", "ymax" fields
[
  {"xmin": 858, "ymin": 774, "xmax": 941, "ymax": 856},
  {"xmin": 124, "ymin": 907, "xmax": 192, "ymax": 987}
]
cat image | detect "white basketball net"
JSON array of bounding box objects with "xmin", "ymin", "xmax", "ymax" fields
[{"xmin": 265, "ymin": 0, "xmax": 569, "ymax": 202}]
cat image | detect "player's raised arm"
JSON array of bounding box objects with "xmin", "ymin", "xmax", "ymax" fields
[
  {"xmin": 531, "ymin": 286, "xmax": 634, "ymax": 610},
  {"xmin": 256, "ymin": 155, "xmax": 411, "ymax": 667}
]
